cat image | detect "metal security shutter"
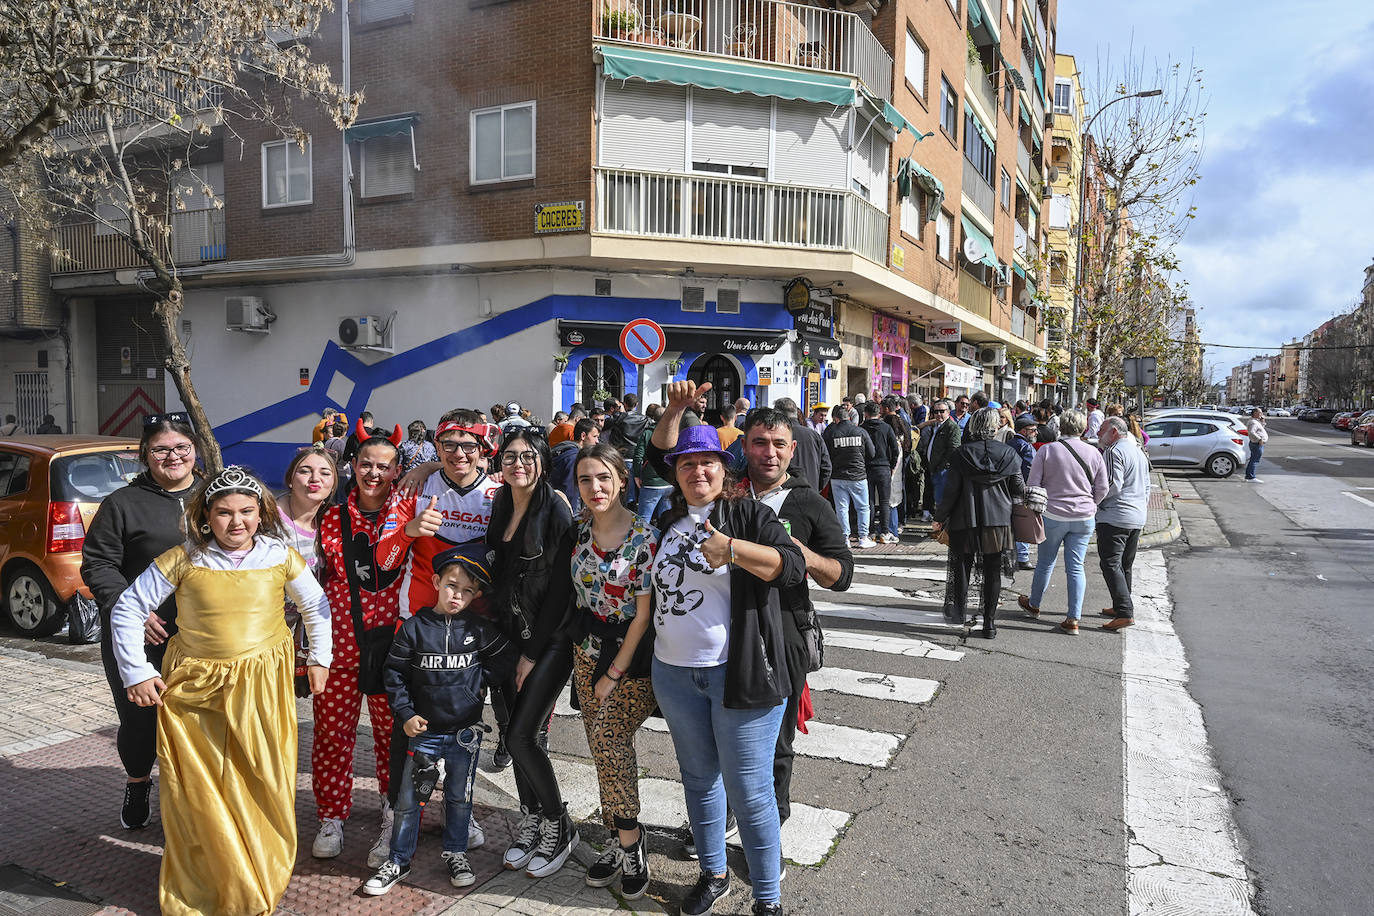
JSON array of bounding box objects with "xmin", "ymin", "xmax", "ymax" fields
[
  {"xmin": 362, "ymin": 134, "xmax": 416, "ymax": 197},
  {"xmin": 600, "ymin": 81, "xmax": 687, "ymax": 172},
  {"xmin": 689, "ymin": 89, "xmax": 771, "ymax": 169},
  {"xmin": 853, "ymin": 123, "xmax": 889, "ymax": 209},
  {"xmin": 773, "ymin": 100, "xmax": 847, "ymax": 188}
]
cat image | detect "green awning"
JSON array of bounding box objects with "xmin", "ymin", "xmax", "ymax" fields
[
  {"xmin": 1012, "ymin": 260, "xmax": 1027, "ymax": 279},
  {"xmin": 599, "ymin": 44, "xmax": 856, "ymax": 107},
  {"xmin": 964, "ymin": 103, "xmax": 994, "ymax": 150},
  {"xmin": 967, "ymin": 0, "xmax": 983, "ymax": 28},
  {"xmin": 960, "ymin": 214, "xmax": 998, "ymax": 269},
  {"xmin": 897, "ymin": 157, "xmax": 945, "ymax": 221},
  {"xmin": 968, "ymin": 0, "xmax": 1000, "ymax": 42},
  {"xmin": 882, "ymin": 100, "xmax": 912, "ymax": 135},
  {"xmin": 344, "ymin": 115, "xmax": 416, "ymax": 142}
]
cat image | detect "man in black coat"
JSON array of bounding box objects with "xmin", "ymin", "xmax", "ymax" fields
[{"xmin": 860, "ymin": 402, "xmax": 900, "ymax": 544}]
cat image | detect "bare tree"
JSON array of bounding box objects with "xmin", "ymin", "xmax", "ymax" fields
[{"xmin": 0, "ymin": 1, "xmax": 359, "ymax": 470}]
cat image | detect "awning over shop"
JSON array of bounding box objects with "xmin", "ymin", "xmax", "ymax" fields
[
  {"xmin": 558, "ymin": 320, "xmax": 789, "ymax": 356},
  {"xmin": 801, "ymin": 336, "xmax": 842, "ymax": 361},
  {"xmin": 913, "ymin": 343, "xmax": 980, "ymax": 391},
  {"xmin": 959, "ymin": 214, "xmax": 999, "ymax": 269},
  {"xmin": 599, "ymin": 44, "xmax": 856, "ymax": 107}
]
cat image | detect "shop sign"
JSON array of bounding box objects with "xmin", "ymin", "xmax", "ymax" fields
[
  {"xmin": 533, "ymin": 200, "xmax": 585, "ymax": 234},
  {"xmin": 758, "ymin": 365, "xmax": 772, "ymax": 382},
  {"xmin": 792, "ymin": 304, "xmax": 831, "ymax": 338},
  {"xmin": 945, "ymin": 364, "xmax": 979, "ymax": 390},
  {"xmin": 783, "ymin": 277, "xmax": 812, "ymax": 313},
  {"xmin": 957, "ymin": 343, "xmax": 977, "ymax": 363},
  {"xmin": 925, "ymin": 320, "xmax": 961, "ymax": 344},
  {"xmin": 802, "ymin": 337, "xmax": 842, "ymax": 361}
]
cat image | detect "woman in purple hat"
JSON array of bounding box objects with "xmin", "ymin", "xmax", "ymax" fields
[{"xmin": 644, "ymin": 381, "xmax": 805, "ymax": 916}]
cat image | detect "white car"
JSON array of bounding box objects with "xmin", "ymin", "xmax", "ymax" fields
[
  {"xmin": 1268, "ymin": 407, "xmax": 1291, "ymax": 417},
  {"xmin": 1143, "ymin": 417, "xmax": 1248, "ymax": 478},
  {"xmin": 1145, "ymin": 408, "xmax": 1248, "ymax": 435}
]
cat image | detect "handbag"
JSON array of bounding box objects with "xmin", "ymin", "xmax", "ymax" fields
[
  {"xmin": 1011, "ymin": 503, "xmax": 1046, "ymax": 543},
  {"xmin": 340, "ymin": 509, "xmax": 393, "ymax": 696}
]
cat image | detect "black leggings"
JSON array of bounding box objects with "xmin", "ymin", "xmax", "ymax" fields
[
  {"xmin": 99, "ymin": 631, "xmax": 166, "ymax": 779},
  {"xmin": 495, "ymin": 639, "xmax": 573, "ymax": 817}
]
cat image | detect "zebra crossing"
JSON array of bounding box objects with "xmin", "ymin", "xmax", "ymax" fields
[{"xmin": 476, "ymin": 552, "xmax": 970, "ymax": 867}]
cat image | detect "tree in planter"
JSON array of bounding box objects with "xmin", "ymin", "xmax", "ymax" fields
[{"xmin": 0, "ymin": 0, "xmax": 360, "ymax": 472}]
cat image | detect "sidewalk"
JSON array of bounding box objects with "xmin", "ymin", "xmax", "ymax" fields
[{"xmin": 0, "ymin": 648, "xmax": 663, "ymax": 916}]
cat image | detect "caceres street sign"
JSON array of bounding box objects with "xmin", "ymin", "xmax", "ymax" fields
[
  {"xmin": 533, "ymin": 200, "xmax": 585, "ymax": 234},
  {"xmin": 1124, "ymin": 356, "xmax": 1158, "ymax": 388},
  {"xmin": 619, "ymin": 318, "xmax": 667, "ymax": 365}
]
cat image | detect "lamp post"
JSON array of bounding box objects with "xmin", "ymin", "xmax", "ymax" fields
[{"xmin": 1066, "ymin": 88, "xmax": 1163, "ymax": 407}]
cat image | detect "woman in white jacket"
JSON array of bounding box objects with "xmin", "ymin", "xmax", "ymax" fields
[{"xmin": 1244, "ymin": 409, "xmax": 1269, "ymax": 482}]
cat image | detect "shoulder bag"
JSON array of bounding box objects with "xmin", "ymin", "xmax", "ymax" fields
[{"xmin": 340, "ymin": 509, "xmax": 394, "ymax": 696}]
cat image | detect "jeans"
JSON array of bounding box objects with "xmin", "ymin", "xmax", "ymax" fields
[
  {"xmin": 636, "ymin": 485, "xmax": 674, "ymax": 527},
  {"xmin": 830, "ymin": 478, "xmax": 870, "ymax": 541},
  {"xmin": 1096, "ymin": 523, "xmax": 1141, "ymax": 618},
  {"xmin": 623, "ymin": 459, "xmax": 638, "ymax": 504},
  {"xmin": 389, "ymin": 727, "xmax": 482, "ymax": 866},
  {"xmin": 1015, "ymin": 541, "xmax": 1031, "ymax": 563},
  {"xmin": 866, "ymin": 471, "xmax": 892, "ymax": 536},
  {"xmin": 652, "ymin": 658, "xmax": 785, "ymax": 905},
  {"xmin": 1029, "ymin": 516, "xmax": 1094, "ymax": 620},
  {"xmin": 931, "ymin": 468, "xmax": 951, "ymax": 508},
  {"xmin": 1246, "ymin": 442, "xmax": 1264, "ymax": 479}
]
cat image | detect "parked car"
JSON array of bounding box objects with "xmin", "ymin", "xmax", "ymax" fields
[
  {"xmin": 1141, "ymin": 418, "xmax": 1247, "ymax": 478},
  {"xmin": 1305, "ymin": 408, "xmax": 1338, "ymax": 423},
  {"xmin": 1268, "ymin": 407, "xmax": 1291, "ymax": 417},
  {"xmin": 0, "ymin": 436, "xmax": 140, "ymax": 636},
  {"xmin": 1350, "ymin": 412, "xmax": 1374, "ymax": 447},
  {"xmin": 1332, "ymin": 411, "xmax": 1358, "ymax": 430},
  {"xmin": 1145, "ymin": 408, "xmax": 1249, "ymax": 435}
]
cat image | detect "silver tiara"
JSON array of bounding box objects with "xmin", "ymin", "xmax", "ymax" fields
[{"xmin": 203, "ymin": 465, "xmax": 265, "ymax": 501}]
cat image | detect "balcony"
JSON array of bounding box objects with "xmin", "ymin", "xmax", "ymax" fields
[
  {"xmin": 595, "ymin": 167, "xmax": 887, "ymax": 264},
  {"xmin": 966, "ymin": 57, "xmax": 998, "ymax": 122},
  {"xmin": 52, "ymin": 74, "xmax": 223, "ymax": 140},
  {"xmin": 1033, "ymin": 3, "xmax": 1047, "ymax": 56},
  {"xmin": 1011, "ymin": 305, "xmax": 1027, "ymax": 339},
  {"xmin": 1016, "ymin": 140, "xmax": 1030, "ymax": 180},
  {"xmin": 596, "ymin": 0, "xmax": 892, "ymax": 100},
  {"xmin": 52, "ymin": 208, "xmax": 227, "ymax": 273},
  {"xmin": 1014, "ymin": 221, "xmax": 1027, "ymax": 257},
  {"xmin": 962, "ymin": 159, "xmax": 995, "ymax": 222}
]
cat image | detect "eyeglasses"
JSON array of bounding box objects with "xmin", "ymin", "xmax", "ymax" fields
[
  {"xmin": 933, "ymin": 408, "xmax": 949, "ymax": 415},
  {"xmin": 144, "ymin": 411, "xmax": 191, "ymax": 427},
  {"xmin": 149, "ymin": 443, "xmax": 193, "ymax": 460},
  {"xmin": 501, "ymin": 451, "xmax": 539, "ymax": 466},
  {"xmin": 439, "ymin": 440, "xmax": 482, "ymax": 455}
]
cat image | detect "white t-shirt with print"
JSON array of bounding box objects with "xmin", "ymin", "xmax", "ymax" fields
[{"xmin": 651, "ymin": 503, "xmax": 731, "ymax": 667}]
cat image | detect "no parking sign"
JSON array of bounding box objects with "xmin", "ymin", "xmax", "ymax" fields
[{"xmin": 619, "ymin": 318, "xmax": 666, "ymax": 366}]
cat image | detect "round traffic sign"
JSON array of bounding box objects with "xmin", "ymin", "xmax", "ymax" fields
[{"xmin": 619, "ymin": 318, "xmax": 666, "ymax": 366}]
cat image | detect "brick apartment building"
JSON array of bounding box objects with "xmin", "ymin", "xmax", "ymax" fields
[{"xmin": 1, "ymin": 0, "xmax": 1055, "ymax": 474}]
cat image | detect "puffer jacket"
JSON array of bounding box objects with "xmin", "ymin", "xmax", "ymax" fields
[
  {"xmin": 384, "ymin": 607, "xmax": 516, "ymax": 732},
  {"xmin": 934, "ymin": 439, "xmax": 1025, "ymax": 531}
]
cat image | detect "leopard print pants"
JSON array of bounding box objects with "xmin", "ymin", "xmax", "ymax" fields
[{"xmin": 571, "ymin": 645, "xmax": 658, "ymax": 829}]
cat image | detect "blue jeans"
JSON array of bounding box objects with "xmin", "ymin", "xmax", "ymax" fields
[
  {"xmin": 651, "ymin": 658, "xmax": 785, "ymax": 905},
  {"xmin": 389, "ymin": 727, "xmax": 482, "ymax": 866},
  {"xmin": 830, "ymin": 478, "xmax": 869, "ymax": 541},
  {"xmin": 636, "ymin": 485, "xmax": 674, "ymax": 526},
  {"xmin": 624, "ymin": 459, "xmax": 638, "ymax": 504},
  {"xmin": 1246, "ymin": 442, "xmax": 1263, "ymax": 479},
  {"xmin": 931, "ymin": 468, "xmax": 951, "ymax": 508},
  {"xmin": 1016, "ymin": 541, "xmax": 1031, "ymax": 563},
  {"xmin": 1029, "ymin": 516, "xmax": 1094, "ymax": 620}
]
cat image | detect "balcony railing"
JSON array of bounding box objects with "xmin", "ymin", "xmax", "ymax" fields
[
  {"xmin": 596, "ymin": 0, "xmax": 892, "ymax": 100},
  {"xmin": 52, "ymin": 208, "xmax": 227, "ymax": 273},
  {"xmin": 595, "ymin": 167, "xmax": 887, "ymax": 264},
  {"xmin": 1011, "ymin": 305, "xmax": 1027, "ymax": 339},
  {"xmin": 962, "ymin": 160, "xmax": 995, "ymax": 221},
  {"xmin": 52, "ymin": 74, "xmax": 223, "ymax": 139},
  {"xmin": 966, "ymin": 57, "xmax": 998, "ymax": 121},
  {"xmin": 1013, "ymin": 221, "xmax": 1027, "ymax": 257},
  {"xmin": 1016, "ymin": 140, "xmax": 1030, "ymax": 179}
]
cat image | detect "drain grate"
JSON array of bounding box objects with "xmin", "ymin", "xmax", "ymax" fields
[{"xmin": 0, "ymin": 865, "xmax": 101, "ymax": 916}]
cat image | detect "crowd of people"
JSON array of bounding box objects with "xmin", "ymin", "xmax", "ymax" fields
[{"xmin": 78, "ymin": 386, "xmax": 1151, "ymax": 916}]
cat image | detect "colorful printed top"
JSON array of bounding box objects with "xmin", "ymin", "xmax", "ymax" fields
[{"xmin": 571, "ymin": 517, "xmax": 657, "ymax": 658}]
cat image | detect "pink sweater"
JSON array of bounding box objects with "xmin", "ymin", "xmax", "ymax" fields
[{"xmin": 1027, "ymin": 438, "xmax": 1109, "ymax": 521}]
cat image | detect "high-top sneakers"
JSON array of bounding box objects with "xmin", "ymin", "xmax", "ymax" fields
[
  {"xmin": 361, "ymin": 860, "xmax": 408, "ymax": 896},
  {"xmin": 443, "ymin": 851, "xmax": 476, "ymax": 887},
  {"xmin": 681, "ymin": 871, "xmax": 731, "ymax": 916},
  {"xmin": 120, "ymin": 780, "xmax": 152, "ymax": 829},
  {"xmin": 312, "ymin": 816, "xmax": 344, "ymax": 858},
  {"xmin": 503, "ymin": 807, "xmax": 542, "ymax": 870},
  {"xmin": 584, "ymin": 844, "xmax": 624, "ymax": 888},
  {"xmin": 525, "ymin": 804, "xmax": 578, "ymax": 878}
]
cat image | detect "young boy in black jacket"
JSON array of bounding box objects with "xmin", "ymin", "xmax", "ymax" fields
[{"xmin": 363, "ymin": 544, "xmax": 515, "ymax": 896}]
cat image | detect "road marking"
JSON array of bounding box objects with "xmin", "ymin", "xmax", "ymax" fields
[
  {"xmin": 807, "ymin": 667, "xmax": 939, "ymax": 704},
  {"xmin": 1275, "ymin": 431, "xmax": 1374, "ymax": 455},
  {"xmin": 813, "ymin": 599, "xmax": 975, "ymax": 630},
  {"xmin": 813, "ymin": 579, "xmax": 940, "ymax": 602},
  {"xmin": 825, "ymin": 629, "xmax": 965, "ymax": 661},
  {"xmin": 1123, "ymin": 553, "xmax": 1258, "ymax": 914},
  {"xmin": 1342, "ymin": 491, "xmax": 1374, "ymax": 508},
  {"xmin": 1281, "ymin": 455, "xmax": 1344, "ymax": 465},
  {"xmin": 849, "ymin": 563, "xmax": 948, "ymax": 580}
]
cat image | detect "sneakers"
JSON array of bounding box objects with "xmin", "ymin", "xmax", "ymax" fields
[
  {"xmin": 585, "ymin": 844, "xmax": 624, "ymax": 888},
  {"xmin": 1060, "ymin": 618, "xmax": 1079, "ymax": 635},
  {"xmin": 366, "ymin": 800, "xmax": 395, "ymax": 869},
  {"xmin": 361, "ymin": 860, "xmax": 409, "ymax": 896},
  {"xmin": 1017, "ymin": 595, "xmax": 1040, "ymax": 618},
  {"xmin": 752, "ymin": 902, "xmax": 784, "ymax": 916},
  {"xmin": 120, "ymin": 780, "xmax": 151, "ymax": 829},
  {"xmin": 856, "ymin": 537, "xmax": 878, "ymax": 549},
  {"xmin": 504, "ymin": 807, "xmax": 543, "ymax": 870},
  {"xmin": 526, "ymin": 805, "xmax": 578, "ymax": 878},
  {"xmin": 620, "ymin": 839, "xmax": 650, "ymax": 900},
  {"xmin": 1102, "ymin": 617, "xmax": 1134, "ymax": 631},
  {"xmin": 1245, "ymin": 477, "xmax": 1263, "ymax": 483},
  {"xmin": 492, "ymin": 734, "xmax": 513, "ymax": 770},
  {"xmin": 921, "ymin": 510, "xmax": 933, "ymax": 522},
  {"xmin": 468, "ymin": 814, "xmax": 486, "ymax": 849},
  {"xmin": 681, "ymin": 871, "xmax": 732, "ymax": 916},
  {"xmin": 312, "ymin": 816, "xmax": 344, "ymax": 858},
  {"xmin": 879, "ymin": 532, "xmax": 900, "ymax": 545},
  {"xmin": 443, "ymin": 851, "xmax": 476, "ymax": 888},
  {"xmin": 685, "ymin": 812, "xmax": 738, "ymax": 859}
]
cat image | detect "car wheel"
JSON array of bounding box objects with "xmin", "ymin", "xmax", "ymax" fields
[
  {"xmin": 1206, "ymin": 453, "xmax": 1238, "ymax": 478},
  {"xmin": 3, "ymin": 564, "xmax": 65, "ymax": 638}
]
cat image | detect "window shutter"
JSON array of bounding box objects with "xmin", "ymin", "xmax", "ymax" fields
[
  {"xmin": 773, "ymin": 100, "xmax": 847, "ymax": 188},
  {"xmin": 689, "ymin": 89, "xmax": 770, "ymax": 169},
  {"xmin": 855, "ymin": 128, "xmax": 889, "ymax": 210},
  {"xmin": 362, "ymin": 133, "xmax": 415, "ymax": 197},
  {"xmin": 1048, "ymin": 194, "xmax": 1070, "ymax": 229},
  {"xmin": 360, "ymin": 0, "xmax": 413, "ymax": 22},
  {"xmin": 600, "ymin": 81, "xmax": 687, "ymax": 172}
]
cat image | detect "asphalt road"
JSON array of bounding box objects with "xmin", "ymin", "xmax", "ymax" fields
[{"xmin": 1165, "ymin": 418, "xmax": 1374, "ymax": 916}]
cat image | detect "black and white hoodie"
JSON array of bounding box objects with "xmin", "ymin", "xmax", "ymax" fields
[{"xmin": 383, "ymin": 607, "xmax": 516, "ymax": 733}]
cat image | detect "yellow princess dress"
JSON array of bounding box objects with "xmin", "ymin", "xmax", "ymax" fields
[{"xmin": 111, "ymin": 537, "xmax": 332, "ymax": 916}]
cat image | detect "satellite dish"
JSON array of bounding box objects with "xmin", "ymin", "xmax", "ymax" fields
[
  {"xmin": 1047, "ymin": 165, "xmax": 1060, "ymax": 183},
  {"xmin": 1018, "ymin": 288, "xmax": 1033, "ymax": 308},
  {"xmin": 962, "ymin": 235, "xmax": 986, "ymax": 264}
]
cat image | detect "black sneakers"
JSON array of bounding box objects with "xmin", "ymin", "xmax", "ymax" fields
[
  {"xmin": 492, "ymin": 733, "xmax": 513, "ymax": 770},
  {"xmin": 121, "ymin": 780, "xmax": 152, "ymax": 829},
  {"xmin": 584, "ymin": 845, "xmax": 623, "ymax": 888},
  {"xmin": 681, "ymin": 871, "xmax": 731, "ymax": 916},
  {"xmin": 684, "ymin": 811, "xmax": 738, "ymax": 859},
  {"xmin": 362, "ymin": 861, "xmax": 409, "ymax": 896},
  {"xmin": 526, "ymin": 804, "xmax": 578, "ymax": 878},
  {"xmin": 752, "ymin": 901, "xmax": 784, "ymax": 915},
  {"xmin": 620, "ymin": 839, "xmax": 649, "ymax": 900}
]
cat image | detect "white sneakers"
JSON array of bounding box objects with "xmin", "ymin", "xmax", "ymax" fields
[
  {"xmin": 312, "ymin": 817, "xmax": 344, "ymax": 858},
  {"xmin": 879, "ymin": 532, "xmax": 900, "ymax": 544},
  {"xmin": 857, "ymin": 537, "xmax": 878, "ymax": 549}
]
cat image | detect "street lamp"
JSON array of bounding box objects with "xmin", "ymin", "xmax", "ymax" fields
[{"xmin": 1066, "ymin": 88, "xmax": 1163, "ymax": 407}]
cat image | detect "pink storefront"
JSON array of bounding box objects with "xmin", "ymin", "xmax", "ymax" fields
[{"xmin": 871, "ymin": 313, "xmax": 909, "ymax": 398}]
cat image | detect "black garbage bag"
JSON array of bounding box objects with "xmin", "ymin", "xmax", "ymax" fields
[{"xmin": 68, "ymin": 594, "xmax": 101, "ymax": 645}]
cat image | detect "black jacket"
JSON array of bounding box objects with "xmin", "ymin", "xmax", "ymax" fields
[
  {"xmin": 486, "ymin": 480, "xmax": 575, "ymax": 655},
  {"xmin": 823, "ymin": 419, "xmax": 874, "ymax": 482},
  {"xmin": 768, "ymin": 477, "xmax": 853, "ymax": 629},
  {"xmin": 384, "ymin": 607, "xmax": 516, "ymax": 732},
  {"xmin": 861, "ymin": 417, "xmax": 900, "ymax": 474},
  {"xmin": 786, "ymin": 421, "xmax": 831, "ymax": 493},
  {"xmin": 934, "ymin": 440, "xmax": 1025, "ymax": 531},
  {"xmin": 81, "ymin": 472, "xmax": 196, "ymax": 630},
  {"xmin": 605, "ymin": 410, "xmax": 650, "ymax": 460},
  {"xmin": 924, "ymin": 417, "xmax": 962, "ymax": 472},
  {"xmin": 550, "ymin": 441, "xmax": 581, "ymax": 512}
]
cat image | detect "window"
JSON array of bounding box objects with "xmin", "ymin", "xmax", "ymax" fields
[
  {"xmin": 1049, "ymin": 249, "xmax": 1068, "ymax": 285},
  {"xmin": 0, "ymin": 452, "xmax": 32, "ymax": 496},
  {"xmin": 1008, "ymin": 0, "xmax": 1017, "ymax": 25},
  {"xmin": 999, "ymin": 168, "xmax": 1012, "ymax": 210},
  {"xmin": 471, "ymin": 102, "xmax": 535, "ymax": 184},
  {"xmin": 996, "ymin": 260, "xmax": 1009, "ymax": 298},
  {"xmin": 262, "ymin": 138, "xmax": 312, "ymax": 208},
  {"xmin": 936, "ymin": 210, "xmax": 953, "ymax": 261},
  {"xmin": 905, "ymin": 30, "xmax": 927, "ymax": 100},
  {"xmin": 693, "ymin": 162, "xmax": 766, "ymax": 178},
  {"xmin": 946, "ymin": 0, "xmax": 959, "ymax": 14},
  {"xmin": 900, "ymin": 189, "xmax": 927, "ymax": 238},
  {"xmin": 360, "ymin": 133, "xmax": 416, "ymax": 197},
  {"xmin": 360, "ymin": 0, "xmax": 413, "ymax": 23},
  {"xmin": 963, "ymin": 111, "xmax": 994, "ymax": 186},
  {"xmin": 1004, "ymin": 81, "xmax": 1015, "ymax": 120},
  {"xmin": 939, "ymin": 77, "xmax": 958, "ymax": 138},
  {"xmin": 1053, "ymin": 79, "xmax": 1074, "ymax": 115}
]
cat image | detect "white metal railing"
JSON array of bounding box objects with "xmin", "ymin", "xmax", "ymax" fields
[
  {"xmin": 1016, "ymin": 138, "xmax": 1030, "ymax": 178},
  {"xmin": 962, "ymin": 159, "xmax": 995, "ymax": 220},
  {"xmin": 52, "ymin": 73, "xmax": 223, "ymax": 139},
  {"xmin": 594, "ymin": 167, "xmax": 888, "ymax": 264},
  {"xmin": 596, "ymin": 0, "xmax": 892, "ymax": 99},
  {"xmin": 1013, "ymin": 221, "xmax": 1027, "ymax": 256},
  {"xmin": 52, "ymin": 208, "xmax": 227, "ymax": 273},
  {"xmin": 1011, "ymin": 306, "xmax": 1026, "ymax": 339},
  {"xmin": 966, "ymin": 57, "xmax": 997, "ymax": 121}
]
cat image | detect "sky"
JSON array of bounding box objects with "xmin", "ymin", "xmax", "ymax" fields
[{"xmin": 1057, "ymin": 0, "xmax": 1374, "ymax": 377}]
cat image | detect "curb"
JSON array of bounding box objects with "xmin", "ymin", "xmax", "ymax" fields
[{"xmin": 1138, "ymin": 472, "xmax": 1183, "ymax": 549}]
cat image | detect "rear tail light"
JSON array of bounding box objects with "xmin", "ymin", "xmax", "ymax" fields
[
  {"xmin": 48, "ymin": 501, "xmax": 85, "ymax": 553},
  {"xmin": 1231, "ymin": 437, "xmax": 1246, "ymax": 445}
]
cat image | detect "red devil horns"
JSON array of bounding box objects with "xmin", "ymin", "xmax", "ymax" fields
[
  {"xmin": 388, "ymin": 425, "xmax": 404, "ymax": 446},
  {"xmin": 354, "ymin": 417, "xmax": 404, "ymax": 447},
  {"xmin": 355, "ymin": 417, "xmax": 368, "ymax": 442}
]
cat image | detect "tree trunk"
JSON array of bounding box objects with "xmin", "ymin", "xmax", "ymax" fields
[{"xmin": 152, "ymin": 283, "xmax": 224, "ymax": 474}]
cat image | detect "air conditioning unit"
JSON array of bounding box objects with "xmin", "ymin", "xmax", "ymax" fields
[
  {"xmin": 226, "ymin": 296, "xmax": 269, "ymax": 332},
  {"xmin": 338, "ymin": 315, "xmax": 384, "ymax": 347},
  {"xmin": 979, "ymin": 345, "xmax": 1007, "ymax": 367}
]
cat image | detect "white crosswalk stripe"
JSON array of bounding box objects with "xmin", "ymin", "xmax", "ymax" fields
[{"xmin": 476, "ymin": 552, "xmax": 969, "ymax": 866}]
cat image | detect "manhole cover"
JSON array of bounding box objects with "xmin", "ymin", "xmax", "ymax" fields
[{"xmin": 0, "ymin": 865, "xmax": 100, "ymax": 916}]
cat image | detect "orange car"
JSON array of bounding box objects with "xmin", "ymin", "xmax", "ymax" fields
[{"xmin": 0, "ymin": 436, "xmax": 140, "ymax": 637}]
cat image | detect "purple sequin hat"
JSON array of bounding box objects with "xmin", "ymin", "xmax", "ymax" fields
[{"xmin": 662, "ymin": 423, "xmax": 731, "ymax": 465}]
